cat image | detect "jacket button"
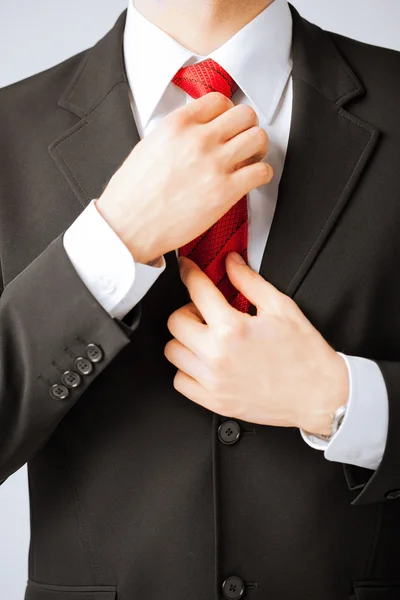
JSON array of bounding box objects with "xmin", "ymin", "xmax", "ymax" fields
[
  {"xmin": 86, "ymin": 343, "xmax": 103, "ymax": 363},
  {"xmin": 218, "ymin": 420, "xmax": 241, "ymax": 445},
  {"xmin": 50, "ymin": 384, "xmax": 69, "ymax": 400},
  {"xmin": 222, "ymin": 576, "xmax": 245, "ymax": 599},
  {"xmin": 386, "ymin": 490, "xmax": 400, "ymax": 500},
  {"xmin": 74, "ymin": 357, "xmax": 94, "ymax": 376},
  {"xmin": 61, "ymin": 370, "xmax": 82, "ymax": 388}
]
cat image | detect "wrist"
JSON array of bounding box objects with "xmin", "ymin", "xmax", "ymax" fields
[
  {"xmin": 300, "ymin": 351, "xmax": 349, "ymax": 436},
  {"xmin": 94, "ymin": 198, "xmax": 161, "ymax": 264}
]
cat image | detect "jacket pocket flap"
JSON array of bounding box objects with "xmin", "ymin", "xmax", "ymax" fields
[
  {"xmin": 25, "ymin": 581, "xmax": 117, "ymax": 600},
  {"xmin": 354, "ymin": 581, "xmax": 400, "ymax": 600}
]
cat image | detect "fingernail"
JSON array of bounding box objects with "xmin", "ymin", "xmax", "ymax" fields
[{"xmin": 230, "ymin": 252, "xmax": 245, "ymax": 264}]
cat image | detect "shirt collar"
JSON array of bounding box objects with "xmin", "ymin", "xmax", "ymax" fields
[{"xmin": 123, "ymin": 0, "xmax": 293, "ymax": 129}]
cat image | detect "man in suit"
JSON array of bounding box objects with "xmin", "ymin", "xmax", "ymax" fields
[{"xmin": 1, "ymin": 0, "xmax": 400, "ymax": 598}]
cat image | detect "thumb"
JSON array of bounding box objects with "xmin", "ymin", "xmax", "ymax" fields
[{"xmin": 225, "ymin": 252, "xmax": 293, "ymax": 315}]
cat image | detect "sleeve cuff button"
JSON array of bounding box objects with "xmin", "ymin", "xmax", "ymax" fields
[
  {"xmin": 100, "ymin": 277, "xmax": 116, "ymax": 295},
  {"xmin": 74, "ymin": 357, "xmax": 94, "ymax": 376},
  {"xmin": 50, "ymin": 384, "xmax": 69, "ymax": 400},
  {"xmin": 61, "ymin": 371, "xmax": 82, "ymax": 388},
  {"xmin": 86, "ymin": 343, "xmax": 104, "ymax": 363}
]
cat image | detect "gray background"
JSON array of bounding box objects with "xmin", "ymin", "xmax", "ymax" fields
[{"xmin": 0, "ymin": 0, "xmax": 399, "ymax": 597}]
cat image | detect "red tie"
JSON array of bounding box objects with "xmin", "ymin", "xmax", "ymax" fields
[{"xmin": 172, "ymin": 59, "xmax": 250, "ymax": 313}]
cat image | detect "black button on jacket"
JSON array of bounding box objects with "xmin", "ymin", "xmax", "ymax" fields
[{"xmin": 1, "ymin": 5, "xmax": 400, "ymax": 600}]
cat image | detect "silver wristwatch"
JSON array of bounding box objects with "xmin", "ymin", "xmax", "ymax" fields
[{"xmin": 310, "ymin": 404, "xmax": 348, "ymax": 442}]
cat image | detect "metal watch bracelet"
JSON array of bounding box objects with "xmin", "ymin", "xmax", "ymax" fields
[{"xmin": 304, "ymin": 404, "xmax": 348, "ymax": 442}]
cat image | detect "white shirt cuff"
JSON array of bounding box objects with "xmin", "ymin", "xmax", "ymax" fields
[
  {"xmin": 63, "ymin": 199, "xmax": 166, "ymax": 320},
  {"xmin": 300, "ymin": 353, "xmax": 389, "ymax": 471}
]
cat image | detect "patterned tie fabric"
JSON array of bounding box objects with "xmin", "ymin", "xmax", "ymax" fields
[{"xmin": 172, "ymin": 59, "xmax": 250, "ymax": 313}]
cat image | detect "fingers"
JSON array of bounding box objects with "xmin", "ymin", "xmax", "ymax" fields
[
  {"xmin": 209, "ymin": 103, "xmax": 259, "ymax": 142},
  {"xmin": 229, "ymin": 159, "xmax": 274, "ymax": 199},
  {"xmin": 225, "ymin": 252, "xmax": 271, "ymax": 312},
  {"xmin": 167, "ymin": 302, "xmax": 207, "ymax": 355},
  {"xmin": 223, "ymin": 126, "xmax": 269, "ymax": 169},
  {"xmin": 181, "ymin": 92, "xmax": 234, "ymax": 125},
  {"xmin": 173, "ymin": 370, "xmax": 209, "ymax": 408},
  {"xmin": 225, "ymin": 252, "xmax": 302, "ymax": 319},
  {"xmin": 235, "ymin": 154, "xmax": 266, "ymax": 171},
  {"xmin": 178, "ymin": 257, "xmax": 236, "ymax": 327},
  {"xmin": 164, "ymin": 338, "xmax": 207, "ymax": 382}
]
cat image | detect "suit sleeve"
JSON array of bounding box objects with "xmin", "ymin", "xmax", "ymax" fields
[
  {"xmin": 344, "ymin": 360, "xmax": 400, "ymax": 505},
  {"xmin": 0, "ymin": 232, "xmax": 141, "ymax": 484}
]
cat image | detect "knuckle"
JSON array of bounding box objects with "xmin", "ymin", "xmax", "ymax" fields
[
  {"xmin": 209, "ymin": 347, "xmax": 227, "ymax": 370},
  {"xmin": 173, "ymin": 370, "xmax": 183, "ymax": 391},
  {"xmin": 217, "ymin": 323, "xmax": 234, "ymax": 344},
  {"xmin": 209, "ymin": 91, "xmax": 233, "ymax": 110},
  {"xmin": 252, "ymin": 126, "xmax": 268, "ymax": 144},
  {"xmin": 240, "ymin": 104, "xmax": 258, "ymax": 123},
  {"xmin": 167, "ymin": 310, "xmax": 179, "ymax": 332},
  {"xmin": 168, "ymin": 110, "xmax": 187, "ymax": 131},
  {"xmin": 278, "ymin": 293, "xmax": 299, "ymax": 317},
  {"xmin": 164, "ymin": 340, "xmax": 172, "ymax": 358},
  {"xmin": 166, "ymin": 313, "xmax": 174, "ymax": 330},
  {"xmin": 218, "ymin": 317, "xmax": 247, "ymax": 342},
  {"xmin": 256, "ymin": 161, "xmax": 272, "ymax": 180},
  {"xmin": 278, "ymin": 293, "xmax": 293, "ymax": 310},
  {"xmin": 206, "ymin": 337, "xmax": 230, "ymax": 369}
]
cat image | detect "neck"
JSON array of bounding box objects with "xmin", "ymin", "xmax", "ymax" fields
[{"xmin": 133, "ymin": 0, "xmax": 275, "ymax": 55}]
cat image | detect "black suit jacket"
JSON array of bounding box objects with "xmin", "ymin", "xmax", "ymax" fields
[{"xmin": 1, "ymin": 6, "xmax": 400, "ymax": 600}]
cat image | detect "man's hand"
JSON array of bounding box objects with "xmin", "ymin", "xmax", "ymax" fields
[
  {"xmin": 95, "ymin": 93, "xmax": 273, "ymax": 265},
  {"xmin": 164, "ymin": 252, "xmax": 349, "ymax": 436}
]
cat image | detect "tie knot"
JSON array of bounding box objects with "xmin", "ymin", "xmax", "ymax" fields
[{"xmin": 172, "ymin": 58, "xmax": 238, "ymax": 100}]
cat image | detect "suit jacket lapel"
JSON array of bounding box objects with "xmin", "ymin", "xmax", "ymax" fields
[
  {"xmin": 254, "ymin": 6, "xmax": 380, "ymax": 311},
  {"xmin": 48, "ymin": 9, "xmax": 190, "ymax": 338},
  {"xmin": 48, "ymin": 10, "xmax": 136, "ymax": 208}
]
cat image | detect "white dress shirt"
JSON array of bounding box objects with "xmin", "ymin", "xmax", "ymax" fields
[{"xmin": 63, "ymin": 0, "xmax": 388, "ymax": 471}]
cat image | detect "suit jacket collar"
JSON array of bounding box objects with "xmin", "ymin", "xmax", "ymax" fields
[
  {"xmin": 57, "ymin": 10, "xmax": 129, "ymax": 119},
  {"xmin": 289, "ymin": 4, "xmax": 363, "ymax": 106},
  {"xmin": 49, "ymin": 5, "xmax": 380, "ymax": 332}
]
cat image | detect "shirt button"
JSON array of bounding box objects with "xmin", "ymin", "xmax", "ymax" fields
[
  {"xmin": 218, "ymin": 420, "xmax": 241, "ymax": 445},
  {"xmin": 222, "ymin": 576, "xmax": 245, "ymax": 599},
  {"xmin": 86, "ymin": 343, "xmax": 104, "ymax": 363},
  {"xmin": 386, "ymin": 490, "xmax": 400, "ymax": 500},
  {"xmin": 100, "ymin": 276, "xmax": 116, "ymax": 295},
  {"xmin": 61, "ymin": 370, "xmax": 82, "ymax": 388},
  {"xmin": 50, "ymin": 384, "xmax": 69, "ymax": 400},
  {"xmin": 74, "ymin": 357, "xmax": 94, "ymax": 376}
]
